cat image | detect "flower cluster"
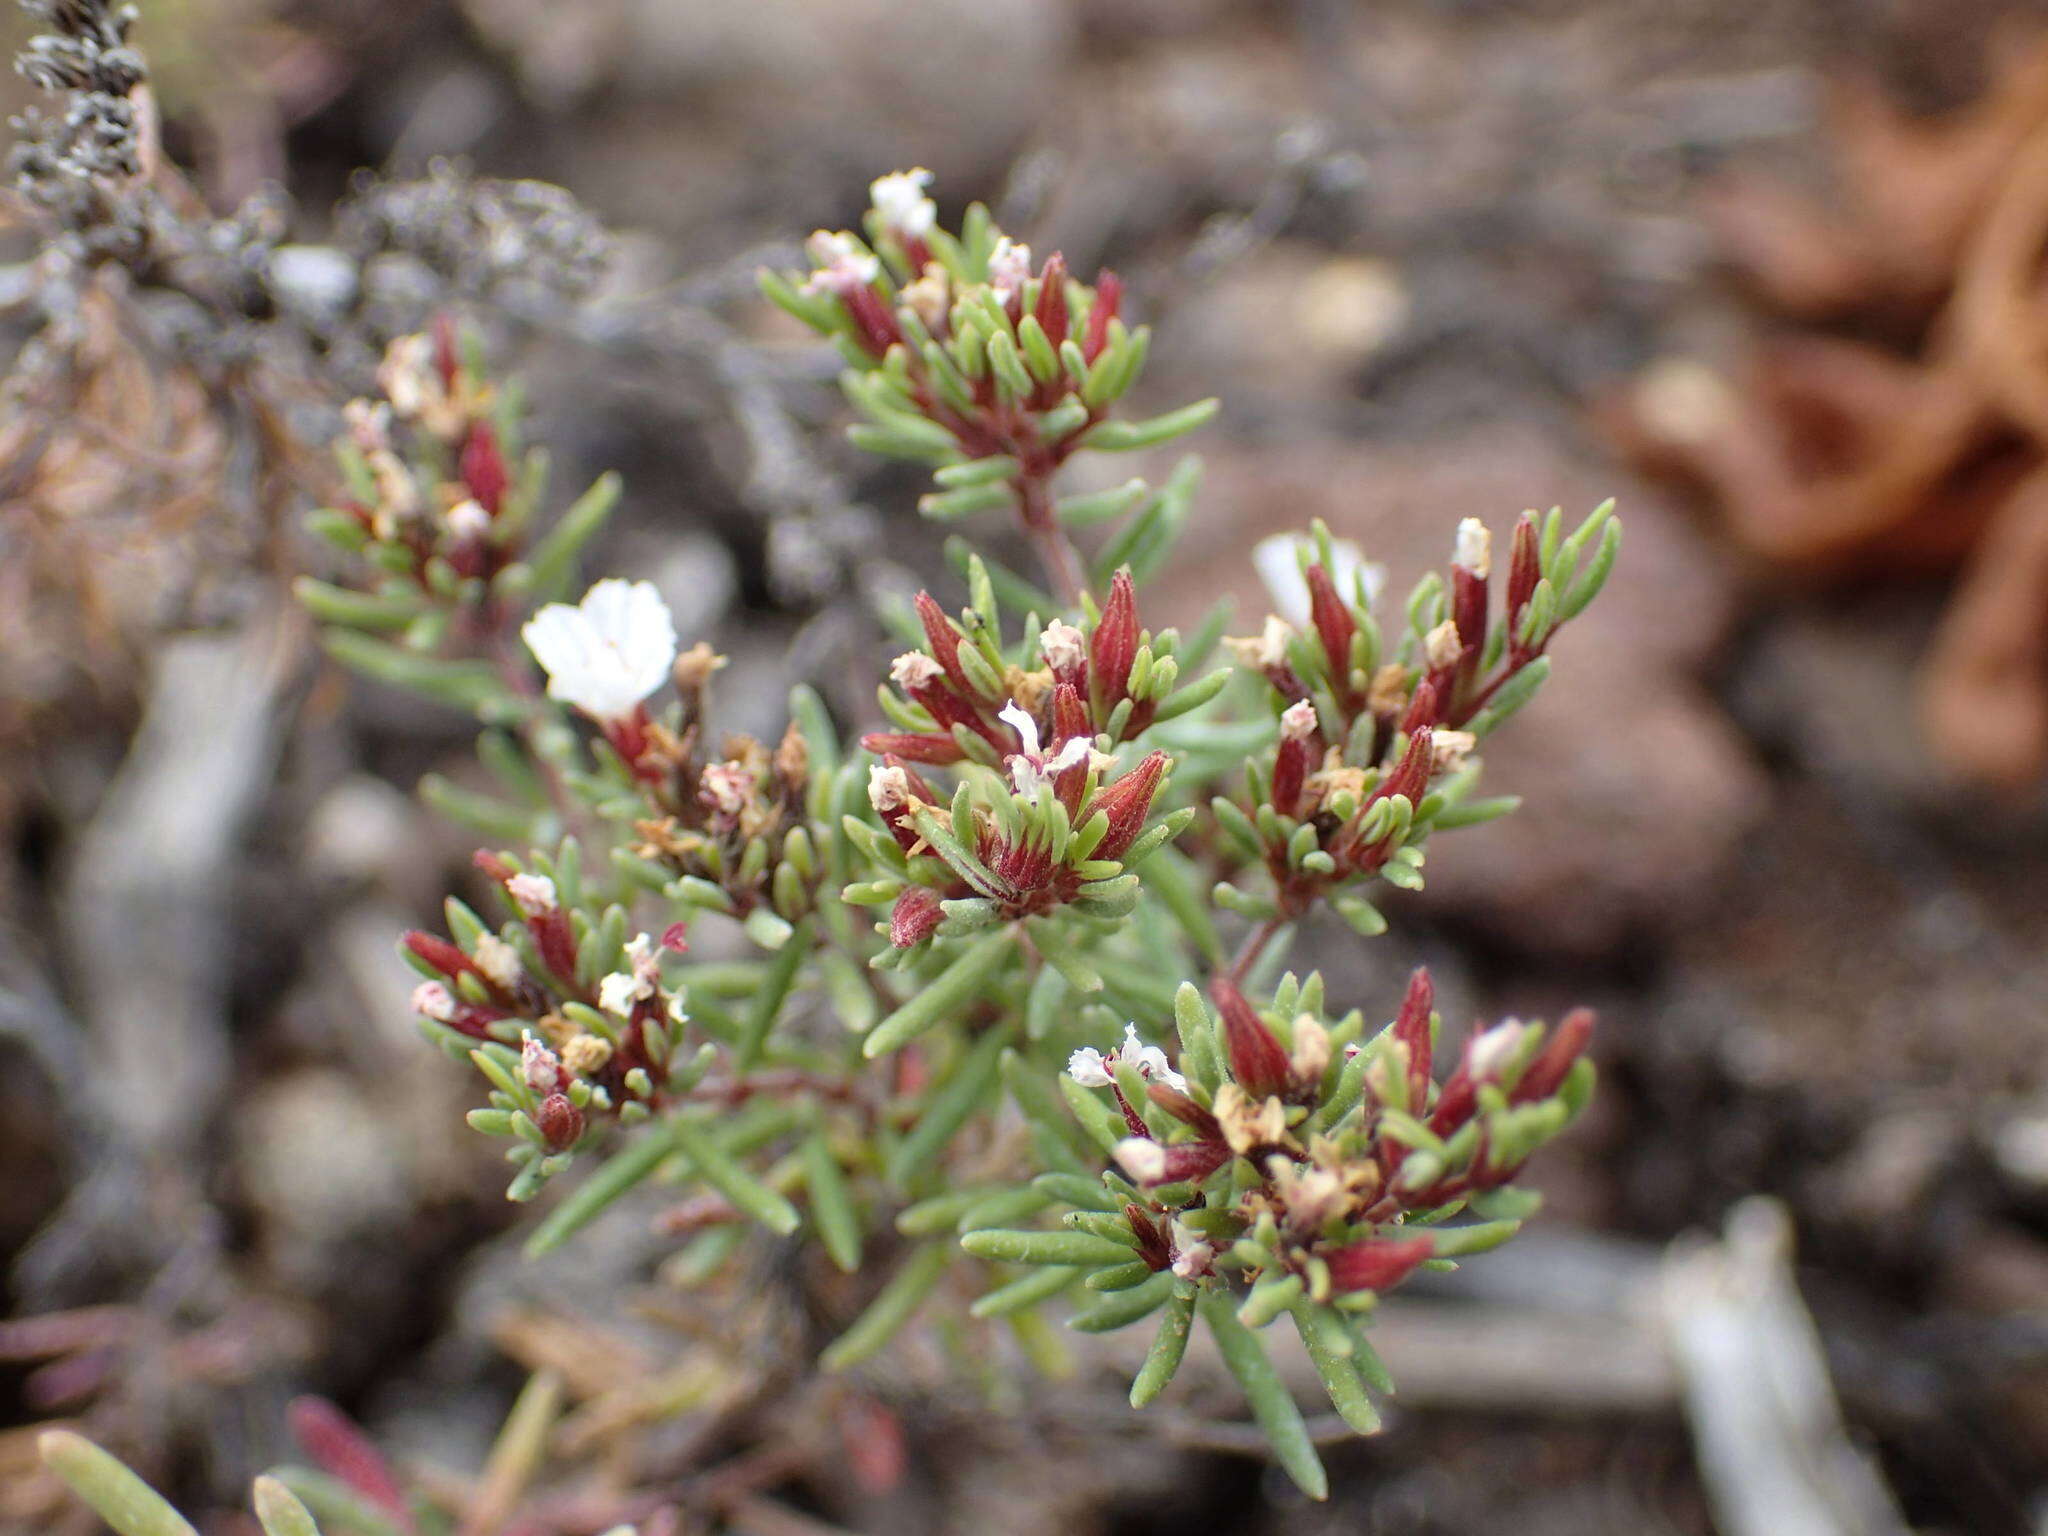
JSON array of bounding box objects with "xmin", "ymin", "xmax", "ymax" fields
[
  {"xmin": 761, "ymin": 172, "xmax": 1219, "ymax": 598},
  {"xmin": 1214, "ymin": 508, "xmax": 1619, "ymax": 933},
  {"xmin": 298, "ymin": 318, "xmax": 624, "ymax": 721},
  {"xmin": 844, "ymin": 558, "xmax": 1206, "ymax": 956},
  {"xmin": 402, "ymin": 846, "xmax": 697, "ymax": 1199}
]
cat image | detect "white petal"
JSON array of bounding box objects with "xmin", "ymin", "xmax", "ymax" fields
[
  {"xmin": 1112, "ymin": 1137, "xmax": 1167, "ymax": 1184},
  {"xmin": 598, "ymin": 971, "xmax": 640, "ymax": 1017},
  {"xmin": 1251, "ymin": 532, "xmax": 1380, "ymax": 629},
  {"xmin": 1066, "ymin": 1048, "xmax": 1113, "ymax": 1087},
  {"xmin": 1044, "ymin": 735, "xmax": 1092, "ymax": 774},
  {"xmin": 997, "ymin": 700, "xmax": 1040, "ymax": 758}
]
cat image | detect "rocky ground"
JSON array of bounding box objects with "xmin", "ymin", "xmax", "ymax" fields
[{"xmin": 6, "ymin": 1, "xmax": 2048, "ymax": 1532}]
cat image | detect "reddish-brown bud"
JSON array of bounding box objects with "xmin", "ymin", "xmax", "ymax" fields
[
  {"xmin": 1507, "ymin": 512, "xmax": 1542, "ymax": 631},
  {"xmin": 1085, "ymin": 750, "xmax": 1167, "ymax": 861},
  {"xmin": 288, "ymin": 1397, "xmax": 415, "ymax": 1529},
  {"xmin": 1451, "ymin": 564, "xmax": 1487, "ymax": 657},
  {"xmin": 914, "ymin": 591, "xmax": 975, "ymax": 696},
  {"xmin": 1400, "ymin": 676, "xmax": 1442, "ymax": 735},
  {"xmin": 1126, "ymin": 1203, "xmax": 1174, "ymax": 1270},
  {"xmin": 1147, "ymin": 1080, "xmax": 1224, "ymax": 1143},
  {"xmin": 1324, "ymin": 1234, "xmax": 1434, "ymax": 1295},
  {"xmin": 528, "ymin": 910, "xmax": 579, "ymax": 988},
  {"xmin": 858, "ymin": 731, "xmax": 966, "ymax": 766},
  {"xmin": 1050, "ymin": 681, "xmax": 1091, "ymax": 744},
  {"xmin": 888, "ymin": 887, "xmax": 945, "ymax": 948},
  {"xmin": 843, "ymin": 284, "xmax": 903, "ymax": 358},
  {"xmin": 473, "ymin": 850, "xmax": 516, "ymax": 884},
  {"xmin": 1392, "ymin": 967, "xmax": 1435, "ymax": 1102},
  {"xmin": 1085, "ymin": 269, "xmax": 1122, "ymax": 361},
  {"xmin": 1213, "ymin": 977, "xmax": 1292, "ymax": 1101},
  {"xmin": 1091, "ymin": 569, "xmax": 1139, "ymax": 710},
  {"xmin": 1428, "ymin": 1059, "xmax": 1478, "ymax": 1137},
  {"xmin": 1034, "ymin": 252, "xmax": 1070, "ymax": 349},
  {"xmin": 1511, "ymin": 1008, "xmax": 1594, "ymax": 1104},
  {"xmin": 1271, "ymin": 734, "xmax": 1312, "ymax": 819},
  {"xmin": 1305, "ymin": 563, "xmax": 1358, "ymax": 682},
  {"xmin": 459, "ymin": 420, "xmax": 508, "ymax": 514},
  {"xmin": 404, "ymin": 930, "xmax": 480, "ymax": 983},
  {"xmin": 535, "ymin": 1092, "xmax": 584, "ymax": 1151},
  {"xmin": 1377, "ymin": 725, "xmax": 1434, "ymax": 809}
]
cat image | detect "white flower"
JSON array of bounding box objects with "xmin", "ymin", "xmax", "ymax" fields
[
  {"xmin": 1065, "ymin": 1022, "xmax": 1187, "ymax": 1094},
  {"xmin": 445, "ymin": 499, "xmax": 491, "ymax": 541},
  {"xmin": 1040, "ymin": 619, "xmax": 1085, "ymax": 673},
  {"xmin": 473, "ymin": 934, "xmax": 522, "ymax": 990},
  {"xmin": 1424, "ymin": 619, "xmax": 1464, "ymax": 671},
  {"xmin": 506, "ymin": 873, "xmax": 557, "ymax": 916},
  {"xmin": 1113, "ymin": 1137, "xmax": 1168, "ymax": 1184},
  {"xmin": 900, "ymin": 266, "xmax": 950, "ymax": 330},
  {"xmin": 1430, "ymin": 728, "xmax": 1478, "ymax": 774},
  {"xmin": 521, "ymin": 1031, "xmax": 567, "ymax": 1094},
  {"xmin": 870, "ymin": 168, "xmax": 936, "ymax": 237},
  {"xmin": 1066, "ymin": 1047, "xmax": 1114, "ymax": 1087},
  {"xmin": 522, "ymin": 579, "xmax": 678, "ymax": 724},
  {"xmin": 411, "ymin": 982, "xmax": 455, "ymax": 1021},
  {"xmin": 890, "ymin": 650, "xmax": 944, "ymax": 692},
  {"xmin": 1280, "ymin": 698, "xmax": 1319, "ymax": 742},
  {"xmin": 868, "ymin": 762, "xmax": 912, "ymax": 814},
  {"xmin": 1225, "ymin": 613, "xmax": 1295, "ymax": 671},
  {"xmin": 1454, "ymin": 516, "xmax": 1491, "ymax": 578},
  {"xmin": 801, "ymin": 230, "xmax": 880, "ymax": 296},
  {"xmin": 1169, "ymin": 1217, "xmax": 1215, "ymax": 1279},
  {"xmin": 1251, "ymin": 532, "xmax": 1383, "ymax": 630},
  {"xmin": 599, "ymin": 932, "xmax": 662, "ymax": 1016},
  {"xmin": 987, "ymin": 237, "xmax": 1033, "ymax": 301},
  {"xmin": 999, "ymin": 700, "xmax": 1089, "ymax": 797},
  {"xmin": 598, "ymin": 970, "xmax": 641, "ymax": 1018},
  {"xmin": 1468, "ymin": 1019, "xmax": 1529, "ymax": 1083}
]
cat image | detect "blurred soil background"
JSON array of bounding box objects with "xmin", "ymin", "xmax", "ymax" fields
[{"xmin": 5, "ymin": 0, "xmax": 2048, "ymax": 1532}]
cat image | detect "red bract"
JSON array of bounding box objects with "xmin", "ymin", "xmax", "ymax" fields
[
  {"xmin": 1091, "ymin": 568, "xmax": 1139, "ymax": 708},
  {"xmin": 1506, "ymin": 511, "xmax": 1542, "ymax": 642},
  {"xmin": 1305, "ymin": 562, "xmax": 1357, "ymax": 686},
  {"xmin": 1036, "ymin": 255, "xmax": 1071, "ymax": 348},
  {"xmin": 404, "ymin": 929, "xmax": 485, "ymax": 987},
  {"xmin": 1392, "ymin": 967, "xmax": 1435, "ymax": 1104},
  {"xmin": 1213, "ymin": 977, "xmax": 1292, "ymax": 1101},
  {"xmin": 1325, "ymin": 1235, "xmax": 1434, "ymax": 1295},
  {"xmin": 889, "ymin": 886, "xmax": 945, "ymax": 948},
  {"xmin": 1511, "ymin": 1008, "xmax": 1595, "ymax": 1104},
  {"xmin": 915, "ymin": 590, "xmax": 976, "ymax": 697},
  {"xmin": 1084, "ymin": 269, "xmax": 1122, "ymax": 361},
  {"xmin": 1087, "ymin": 750, "xmax": 1167, "ymax": 861},
  {"xmin": 459, "ymin": 419, "xmax": 508, "ymax": 514},
  {"xmin": 858, "ymin": 730, "xmax": 965, "ymax": 766}
]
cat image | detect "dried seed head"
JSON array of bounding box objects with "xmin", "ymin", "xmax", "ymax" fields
[{"xmin": 561, "ymin": 1033, "xmax": 613, "ymax": 1077}]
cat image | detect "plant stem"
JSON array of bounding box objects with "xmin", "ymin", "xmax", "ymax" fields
[
  {"xmin": 1014, "ymin": 471, "xmax": 1084, "ymax": 603},
  {"xmin": 1223, "ymin": 916, "xmax": 1286, "ymax": 986}
]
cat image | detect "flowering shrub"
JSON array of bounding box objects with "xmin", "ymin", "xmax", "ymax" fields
[{"xmin": 40, "ymin": 171, "xmax": 1619, "ymax": 1526}]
